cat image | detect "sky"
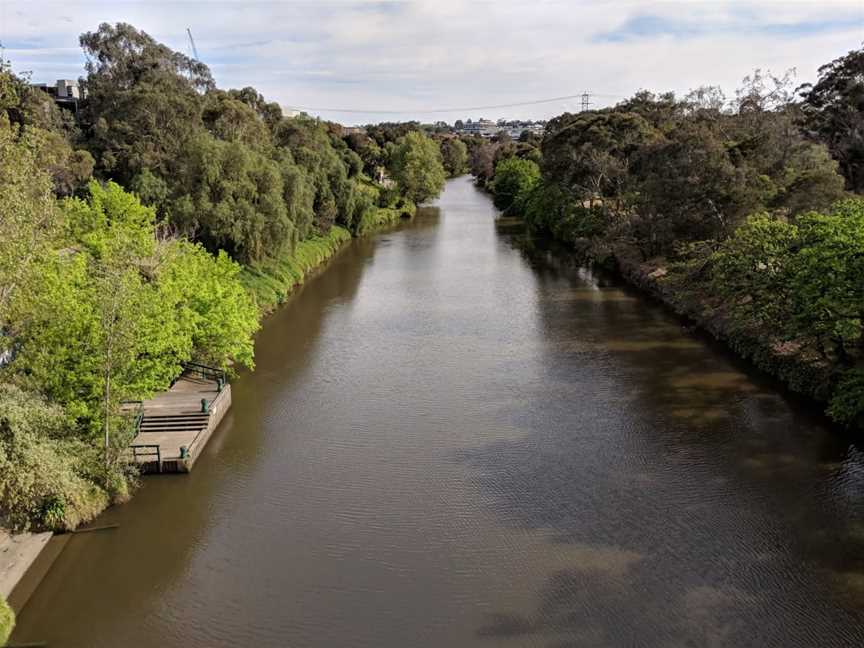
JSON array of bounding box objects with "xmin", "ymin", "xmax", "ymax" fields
[{"xmin": 1, "ymin": 0, "xmax": 862, "ymax": 125}]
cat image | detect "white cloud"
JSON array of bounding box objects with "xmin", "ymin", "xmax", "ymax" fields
[{"xmin": 3, "ymin": 0, "xmax": 862, "ymax": 124}]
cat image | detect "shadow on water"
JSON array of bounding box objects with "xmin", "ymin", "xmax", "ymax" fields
[{"xmin": 463, "ymin": 230, "xmax": 864, "ymax": 647}]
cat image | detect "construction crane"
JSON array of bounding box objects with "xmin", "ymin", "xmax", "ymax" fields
[{"xmin": 186, "ymin": 28, "xmax": 200, "ymax": 62}]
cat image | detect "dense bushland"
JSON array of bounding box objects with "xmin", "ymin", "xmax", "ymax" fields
[
  {"xmin": 483, "ymin": 48, "xmax": 864, "ymax": 429},
  {"xmin": 0, "ymin": 22, "xmax": 446, "ymax": 530}
]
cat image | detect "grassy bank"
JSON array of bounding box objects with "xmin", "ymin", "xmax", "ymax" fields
[
  {"xmin": 240, "ymin": 226, "xmax": 353, "ymax": 314},
  {"xmin": 241, "ymin": 203, "xmax": 416, "ymax": 315},
  {"xmin": 0, "ymin": 595, "xmax": 13, "ymax": 645},
  {"xmin": 357, "ymin": 201, "xmax": 416, "ymax": 236}
]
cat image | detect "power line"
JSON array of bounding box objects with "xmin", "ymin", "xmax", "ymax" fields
[{"xmin": 284, "ymin": 92, "xmax": 624, "ymax": 115}]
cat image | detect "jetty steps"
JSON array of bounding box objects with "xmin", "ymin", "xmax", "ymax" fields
[{"xmin": 123, "ymin": 362, "xmax": 232, "ymax": 474}]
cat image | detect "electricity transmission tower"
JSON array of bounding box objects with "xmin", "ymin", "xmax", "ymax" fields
[{"xmin": 580, "ymin": 91, "xmax": 592, "ymax": 112}]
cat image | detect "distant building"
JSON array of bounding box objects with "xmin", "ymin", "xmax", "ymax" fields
[
  {"xmin": 456, "ymin": 118, "xmax": 546, "ymax": 139},
  {"xmin": 460, "ymin": 119, "xmax": 499, "ymax": 138},
  {"xmin": 32, "ymin": 79, "xmax": 82, "ymax": 112}
]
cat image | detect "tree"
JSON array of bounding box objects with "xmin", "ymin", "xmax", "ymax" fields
[
  {"xmin": 709, "ymin": 198, "xmax": 864, "ymax": 427},
  {"xmin": 170, "ymin": 134, "xmax": 293, "ymax": 263},
  {"xmin": 710, "ymin": 213, "xmax": 799, "ymax": 328},
  {"xmin": 275, "ymin": 115, "xmax": 360, "ymax": 233},
  {"xmin": 629, "ymin": 120, "xmax": 753, "ymax": 255},
  {"xmin": 227, "ymin": 86, "xmax": 283, "ymax": 132},
  {"xmin": 78, "ymin": 23, "xmax": 212, "ymax": 196},
  {"xmin": 787, "ymin": 199, "xmax": 864, "ymax": 363},
  {"xmin": 159, "ymin": 242, "xmax": 259, "ymax": 370},
  {"xmin": 36, "ymin": 131, "xmax": 95, "ymax": 196},
  {"xmin": 440, "ymin": 138, "xmax": 468, "ymax": 177},
  {"xmin": 542, "ymin": 110, "xmax": 659, "ymax": 207},
  {"xmin": 343, "ymin": 131, "xmax": 384, "ymax": 177},
  {"xmin": 0, "ymin": 121, "xmax": 61, "ymax": 326},
  {"xmin": 202, "ymin": 91, "xmax": 271, "ymax": 149},
  {"xmin": 799, "ymin": 46, "xmax": 864, "ymax": 192},
  {"xmin": 11, "ymin": 181, "xmax": 258, "ymax": 438},
  {"xmin": 470, "ymin": 141, "xmax": 498, "ymax": 186},
  {"xmin": 388, "ymin": 131, "xmax": 446, "ymax": 203},
  {"xmin": 491, "ymin": 157, "xmax": 540, "ymax": 213},
  {"xmin": 0, "ymin": 384, "xmax": 111, "ymax": 530}
]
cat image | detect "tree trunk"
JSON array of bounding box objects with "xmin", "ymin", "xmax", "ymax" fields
[{"xmin": 104, "ymin": 371, "xmax": 111, "ymax": 467}]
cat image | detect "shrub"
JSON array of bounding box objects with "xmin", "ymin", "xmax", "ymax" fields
[
  {"xmin": 0, "ymin": 384, "xmax": 111, "ymax": 531},
  {"xmin": 829, "ymin": 369, "xmax": 864, "ymax": 427},
  {"xmin": 0, "ymin": 595, "xmax": 13, "ymax": 645}
]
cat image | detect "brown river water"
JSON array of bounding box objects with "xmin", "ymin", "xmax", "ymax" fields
[{"xmin": 12, "ymin": 176, "xmax": 864, "ymax": 647}]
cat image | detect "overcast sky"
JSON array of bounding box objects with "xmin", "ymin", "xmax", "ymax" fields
[{"xmin": 2, "ymin": 1, "xmax": 862, "ymax": 125}]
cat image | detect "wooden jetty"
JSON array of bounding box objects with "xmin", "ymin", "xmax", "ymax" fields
[{"xmin": 123, "ymin": 362, "xmax": 232, "ymax": 474}]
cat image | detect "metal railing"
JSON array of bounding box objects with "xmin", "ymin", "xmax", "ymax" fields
[
  {"xmin": 182, "ymin": 361, "xmax": 227, "ymax": 388},
  {"xmin": 129, "ymin": 444, "xmax": 162, "ymax": 473},
  {"xmin": 121, "ymin": 400, "xmax": 144, "ymax": 435}
]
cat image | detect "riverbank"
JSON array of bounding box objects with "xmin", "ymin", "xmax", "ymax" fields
[
  {"xmin": 0, "ymin": 202, "xmax": 420, "ymax": 625},
  {"xmin": 546, "ymin": 235, "xmax": 837, "ymax": 411},
  {"xmin": 0, "ymin": 528, "xmax": 67, "ymax": 635},
  {"xmin": 242, "ymin": 203, "xmax": 416, "ymax": 315}
]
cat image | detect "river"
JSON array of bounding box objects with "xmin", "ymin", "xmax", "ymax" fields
[{"xmin": 12, "ymin": 176, "xmax": 864, "ymax": 647}]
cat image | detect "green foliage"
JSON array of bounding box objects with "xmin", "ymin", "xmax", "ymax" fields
[
  {"xmin": 788, "ymin": 200, "xmax": 864, "ymax": 361},
  {"xmin": 0, "ymin": 384, "xmax": 111, "ymax": 531},
  {"xmin": 75, "ymin": 24, "xmax": 381, "ymax": 263},
  {"xmin": 0, "ymin": 121, "xmax": 62, "ymax": 327},
  {"xmin": 710, "ymin": 199, "xmax": 864, "ymax": 426},
  {"xmin": 275, "ymin": 116, "xmax": 361, "ymax": 233},
  {"xmin": 542, "ymin": 110, "xmax": 659, "ymax": 201},
  {"xmin": 828, "ymin": 369, "xmax": 864, "ymax": 427},
  {"xmin": 202, "ymin": 91, "xmax": 271, "ymax": 149},
  {"xmin": 343, "ymin": 132, "xmax": 384, "ymax": 177},
  {"xmin": 491, "ymin": 157, "xmax": 540, "ymax": 213},
  {"xmin": 170, "ymin": 134, "xmax": 293, "ymax": 263},
  {"xmin": 0, "ymin": 21, "xmax": 444, "ymax": 532},
  {"xmin": 357, "ymin": 200, "xmax": 416, "ymax": 236},
  {"xmin": 10, "ymin": 182, "xmax": 258, "ymax": 431},
  {"xmin": 79, "ymin": 23, "xmax": 212, "ymax": 188},
  {"xmin": 159, "ymin": 243, "xmax": 259, "ymax": 370},
  {"xmin": 470, "ymin": 141, "xmax": 499, "ymax": 186},
  {"xmin": 800, "ymin": 46, "xmax": 864, "ymax": 192},
  {"xmin": 0, "ymin": 594, "xmax": 13, "ymax": 645},
  {"xmin": 241, "ymin": 226, "xmax": 352, "ymax": 313},
  {"xmin": 537, "ymin": 86, "xmax": 846, "ymax": 257},
  {"xmin": 629, "ymin": 119, "xmax": 754, "ymax": 255},
  {"xmin": 520, "ymin": 71, "xmax": 857, "ymax": 429},
  {"xmin": 523, "ymin": 183, "xmax": 607, "ymax": 242},
  {"xmin": 440, "ymin": 138, "xmax": 468, "ymax": 177},
  {"xmin": 388, "ymin": 131, "xmax": 446, "ymax": 204},
  {"xmin": 711, "ymin": 213, "xmax": 799, "ymax": 327}
]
